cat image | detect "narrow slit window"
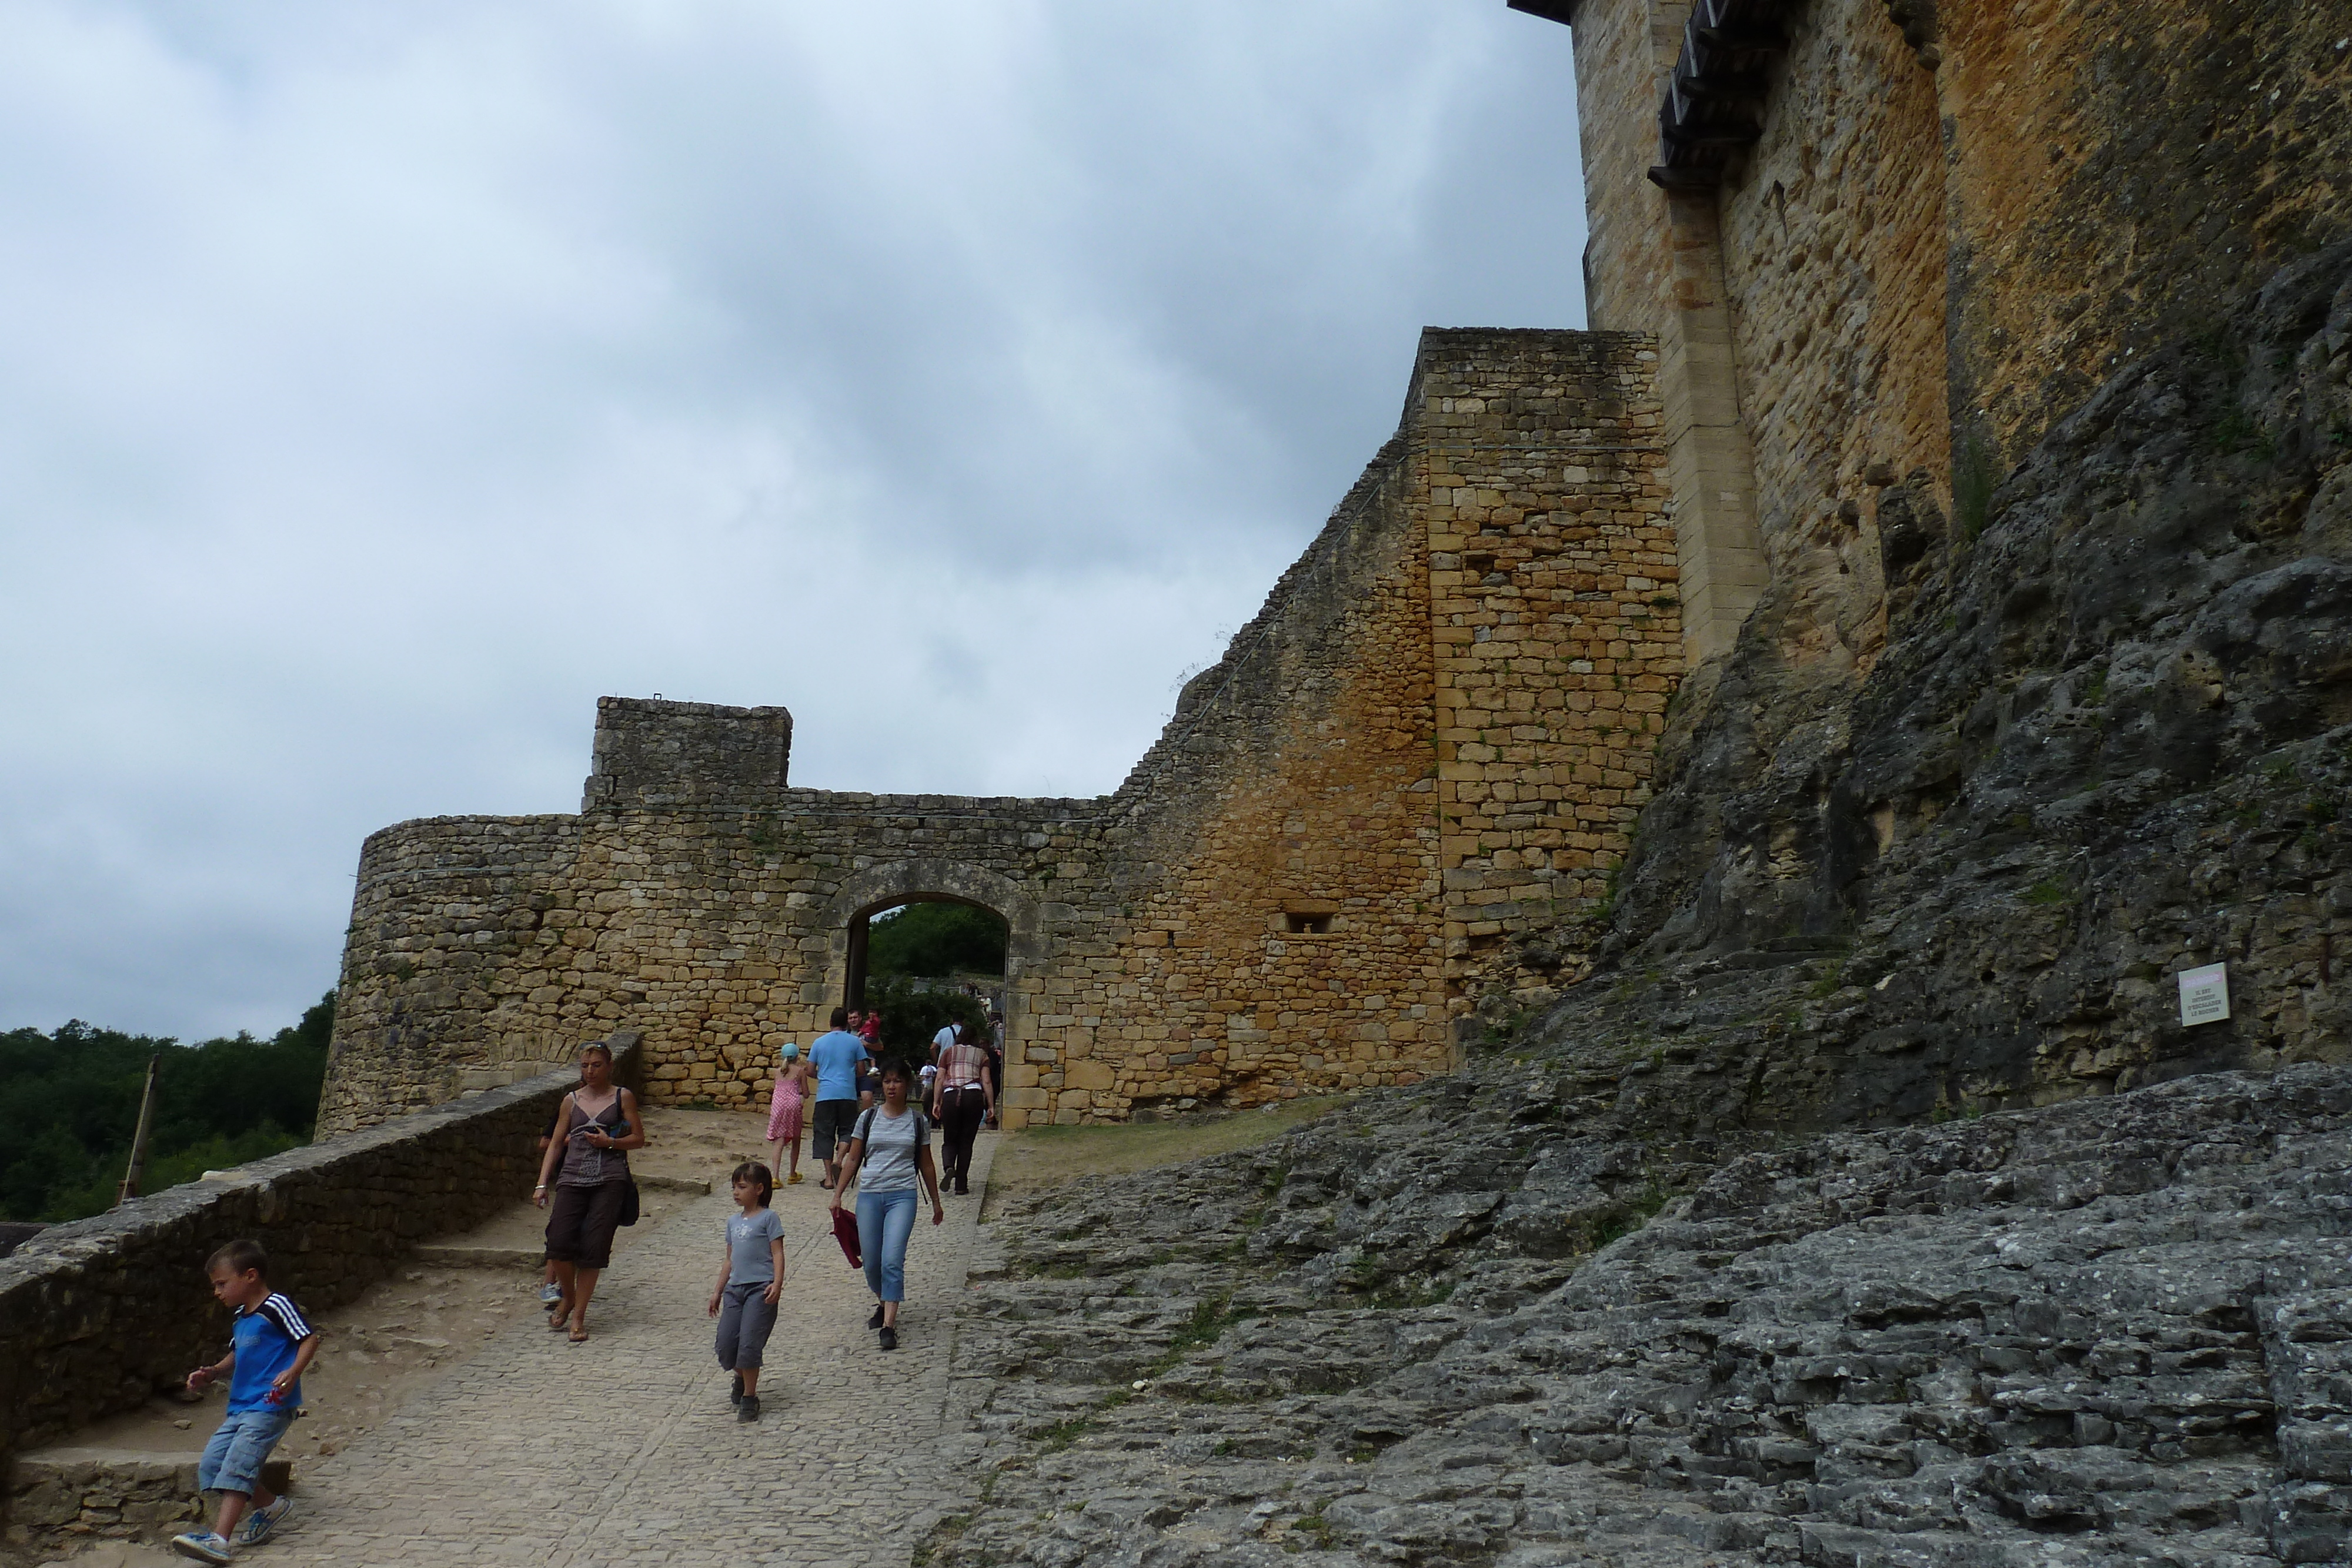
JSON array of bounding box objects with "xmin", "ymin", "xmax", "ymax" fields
[{"xmin": 1285, "ymin": 912, "xmax": 1332, "ymax": 935}]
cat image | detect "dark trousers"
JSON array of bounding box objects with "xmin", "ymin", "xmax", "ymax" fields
[
  {"xmin": 938, "ymin": 1086, "xmax": 987, "ymax": 1185},
  {"xmin": 544, "ymin": 1181, "xmax": 628, "ymax": 1270},
  {"xmin": 714, "ymin": 1281, "xmax": 777, "ymax": 1370}
]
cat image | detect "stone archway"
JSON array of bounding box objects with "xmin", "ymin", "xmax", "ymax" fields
[{"xmin": 820, "ymin": 860, "xmax": 1046, "ymax": 1074}]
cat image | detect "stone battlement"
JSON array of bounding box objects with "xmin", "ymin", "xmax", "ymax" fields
[
  {"xmin": 320, "ymin": 328, "xmax": 1682, "ymax": 1133},
  {"xmin": 581, "ymin": 696, "xmax": 794, "ymax": 811}
]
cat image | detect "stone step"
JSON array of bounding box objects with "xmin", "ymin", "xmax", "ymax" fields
[
  {"xmin": 408, "ymin": 1175, "xmax": 709, "ymax": 1269},
  {"xmin": 412, "ymin": 1243, "xmax": 544, "ymax": 1269},
  {"xmin": 6, "ymin": 1447, "xmax": 294, "ymax": 1543}
]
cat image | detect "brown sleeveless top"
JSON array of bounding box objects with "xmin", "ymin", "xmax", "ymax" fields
[{"xmin": 554, "ymin": 1092, "xmax": 631, "ymax": 1188}]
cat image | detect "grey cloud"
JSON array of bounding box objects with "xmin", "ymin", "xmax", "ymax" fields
[{"xmin": 0, "ymin": 0, "xmax": 1581, "ymax": 1037}]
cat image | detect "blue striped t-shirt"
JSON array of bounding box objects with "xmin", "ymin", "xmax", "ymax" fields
[{"xmin": 227, "ymin": 1292, "xmax": 315, "ymax": 1413}]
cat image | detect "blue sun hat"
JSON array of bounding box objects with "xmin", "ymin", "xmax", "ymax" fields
[{"xmin": 780, "ymin": 1043, "xmax": 801, "ymax": 1061}]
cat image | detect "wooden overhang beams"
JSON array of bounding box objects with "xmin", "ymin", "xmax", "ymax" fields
[
  {"xmin": 1651, "ymin": 0, "xmax": 1790, "ymax": 188},
  {"xmin": 1506, "ymin": 0, "xmax": 1788, "ymax": 192}
]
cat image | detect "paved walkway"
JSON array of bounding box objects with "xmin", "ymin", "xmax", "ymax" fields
[{"xmin": 262, "ymin": 1133, "xmax": 1001, "ymax": 1567}]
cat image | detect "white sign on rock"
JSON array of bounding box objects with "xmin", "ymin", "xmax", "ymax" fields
[{"xmin": 2177, "ymin": 962, "xmax": 2230, "ymax": 1027}]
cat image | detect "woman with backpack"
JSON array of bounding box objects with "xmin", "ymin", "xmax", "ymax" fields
[{"xmin": 828, "ymin": 1059, "xmax": 943, "ymax": 1350}]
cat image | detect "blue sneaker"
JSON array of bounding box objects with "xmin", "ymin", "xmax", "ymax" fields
[
  {"xmin": 169, "ymin": 1531, "xmax": 234, "ymax": 1564},
  {"xmin": 238, "ymin": 1495, "xmax": 292, "ymax": 1545}
]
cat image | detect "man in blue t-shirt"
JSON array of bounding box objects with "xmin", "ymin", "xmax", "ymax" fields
[{"xmin": 808, "ymin": 1008, "xmax": 870, "ymax": 1191}]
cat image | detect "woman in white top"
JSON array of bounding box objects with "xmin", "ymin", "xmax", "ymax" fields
[{"xmin": 828, "ymin": 1060, "xmax": 943, "ymax": 1350}]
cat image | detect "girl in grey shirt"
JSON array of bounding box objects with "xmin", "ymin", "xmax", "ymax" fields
[{"xmin": 707, "ymin": 1161, "xmax": 785, "ymax": 1421}]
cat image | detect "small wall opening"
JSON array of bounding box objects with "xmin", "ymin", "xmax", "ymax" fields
[{"xmin": 1285, "ymin": 912, "xmax": 1333, "ymax": 935}]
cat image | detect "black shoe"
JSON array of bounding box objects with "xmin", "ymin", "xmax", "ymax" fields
[
  {"xmin": 955, "ymin": 1181, "xmax": 970, "ymax": 1196},
  {"xmin": 866, "ymin": 1305, "xmax": 886, "ymax": 1330},
  {"xmin": 738, "ymin": 1395, "xmax": 761, "ymax": 1423},
  {"xmin": 729, "ymin": 1372, "xmax": 743, "ymax": 1407},
  {"xmin": 878, "ymin": 1326, "xmax": 898, "ymax": 1351}
]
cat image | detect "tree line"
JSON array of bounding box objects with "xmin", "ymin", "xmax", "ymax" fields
[
  {"xmin": 860, "ymin": 901, "xmax": 1004, "ymax": 1059},
  {"xmin": 1, "ymin": 992, "xmax": 335, "ymax": 1223}
]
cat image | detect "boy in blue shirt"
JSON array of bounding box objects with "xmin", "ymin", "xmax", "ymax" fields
[{"xmin": 172, "ymin": 1239, "xmax": 319, "ymax": 1564}]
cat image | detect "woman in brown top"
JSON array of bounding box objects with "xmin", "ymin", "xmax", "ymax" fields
[
  {"xmin": 532, "ymin": 1042, "xmax": 645, "ymax": 1342},
  {"xmin": 931, "ymin": 1025, "xmax": 994, "ymax": 1196}
]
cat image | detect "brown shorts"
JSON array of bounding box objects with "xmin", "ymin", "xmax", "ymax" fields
[{"xmin": 544, "ymin": 1181, "xmax": 629, "ymax": 1270}]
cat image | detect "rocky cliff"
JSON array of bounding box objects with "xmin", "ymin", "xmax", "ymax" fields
[
  {"xmin": 1545, "ymin": 240, "xmax": 2352, "ymax": 1129},
  {"xmin": 926, "ymin": 248, "xmax": 2352, "ymax": 1568},
  {"xmin": 940, "ymin": 1064, "xmax": 2348, "ymax": 1566}
]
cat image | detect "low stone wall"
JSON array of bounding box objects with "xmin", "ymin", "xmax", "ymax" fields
[
  {"xmin": 0, "ymin": 1035, "xmax": 636, "ymax": 1492},
  {"xmin": 8, "ymin": 1449, "xmax": 291, "ymax": 1545}
]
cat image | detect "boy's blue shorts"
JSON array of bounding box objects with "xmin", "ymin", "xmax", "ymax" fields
[{"xmin": 199, "ymin": 1407, "xmax": 296, "ymax": 1496}]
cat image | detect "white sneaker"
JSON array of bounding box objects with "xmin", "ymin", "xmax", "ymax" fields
[
  {"xmin": 238, "ymin": 1495, "xmax": 292, "ymax": 1544},
  {"xmin": 169, "ymin": 1531, "xmax": 234, "ymax": 1564}
]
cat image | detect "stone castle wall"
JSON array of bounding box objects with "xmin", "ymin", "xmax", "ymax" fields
[
  {"xmin": 1419, "ymin": 332, "xmax": 1680, "ymax": 1013},
  {"xmin": 1549, "ymin": 0, "xmax": 2351, "ymax": 674},
  {"xmin": 322, "ymin": 330, "xmax": 1681, "ymax": 1132}
]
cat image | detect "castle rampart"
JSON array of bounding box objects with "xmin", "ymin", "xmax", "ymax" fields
[{"xmin": 322, "ymin": 329, "xmax": 1682, "ymax": 1132}]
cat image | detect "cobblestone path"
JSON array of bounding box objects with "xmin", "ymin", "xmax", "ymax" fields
[{"xmin": 263, "ymin": 1134, "xmax": 1000, "ymax": 1567}]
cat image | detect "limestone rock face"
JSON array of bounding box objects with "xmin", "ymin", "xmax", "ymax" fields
[
  {"xmin": 1581, "ymin": 242, "xmax": 2352, "ymax": 1129},
  {"xmin": 938, "ymin": 1063, "xmax": 2351, "ymax": 1567}
]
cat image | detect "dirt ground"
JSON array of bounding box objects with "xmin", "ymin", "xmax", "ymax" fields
[
  {"xmin": 977, "ymin": 1095, "xmax": 1348, "ymax": 1220},
  {"xmin": 20, "ymin": 1100, "xmax": 1345, "ymax": 1565},
  {"xmin": 39, "ymin": 1106, "xmax": 771, "ymax": 1472}
]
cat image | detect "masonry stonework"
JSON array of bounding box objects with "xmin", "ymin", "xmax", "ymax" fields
[
  {"xmin": 321, "ymin": 331, "xmax": 1682, "ymax": 1134},
  {"xmin": 1541, "ymin": 0, "xmax": 2351, "ymax": 677}
]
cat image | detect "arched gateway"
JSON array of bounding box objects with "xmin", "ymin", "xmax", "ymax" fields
[
  {"xmin": 321, "ymin": 330, "xmax": 1687, "ymax": 1134},
  {"xmin": 825, "ymin": 862, "xmax": 1037, "ymax": 1049}
]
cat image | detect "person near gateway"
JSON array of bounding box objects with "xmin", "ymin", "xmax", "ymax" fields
[
  {"xmin": 532, "ymin": 1041, "xmax": 645, "ymax": 1342},
  {"xmin": 984, "ymin": 1011, "xmax": 1007, "ymax": 1126},
  {"xmin": 932, "ymin": 1022, "xmax": 993, "ymax": 1196},
  {"xmin": 766, "ymin": 1043, "xmax": 812, "ymax": 1186},
  {"xmin": 808, "ymin": 1009, "xmax": 870, "ymax": 1191},
  {"xmin": 829, "ymin": 1059, "xmax": 944, "ymax": 1350}
]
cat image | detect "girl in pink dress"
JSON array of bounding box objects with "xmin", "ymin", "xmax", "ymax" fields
[{"xmin": 766, "ymin": 1046, "xmax": 812, "ymax": 1185}]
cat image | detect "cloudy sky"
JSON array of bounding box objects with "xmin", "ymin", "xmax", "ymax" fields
[{"xmin": 1, "ymin": 1, "xmax": 1586, "ymax": 1040}]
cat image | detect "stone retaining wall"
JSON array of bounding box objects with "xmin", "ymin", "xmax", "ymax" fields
[
  {"xmin": 0, "ymin": 1037, "xmax": 636, "ymax": 1493},
  {"xmin": 6, "ymin": 1449, "xmax": 292, "ymax": 1548}
]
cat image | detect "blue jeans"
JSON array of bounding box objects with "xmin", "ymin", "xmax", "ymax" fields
[
  {"xmin": 199, "ymin": 1406, "xmax": 295, "ymax": 1496},
  {"xmin": 857, "ymin": 1188, "xmax": 918, "ymax": 1303}
]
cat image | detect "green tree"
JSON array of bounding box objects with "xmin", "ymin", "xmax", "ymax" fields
[
  {"xmin": 0, "ymin": 991, "xmax": 335, "ymax": 1223},
  {"xmin": 858, "ymin": 976, "xmax": 990, "ymax": 1068},
  {"xmin": 865, "ymin": 901, "xmax": 1007, "ymax": 978}
]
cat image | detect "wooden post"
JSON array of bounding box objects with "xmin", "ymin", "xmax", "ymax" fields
[{"xmin": 117, "ymin": 1055, "xmax": 162, "ymax": 1204}]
